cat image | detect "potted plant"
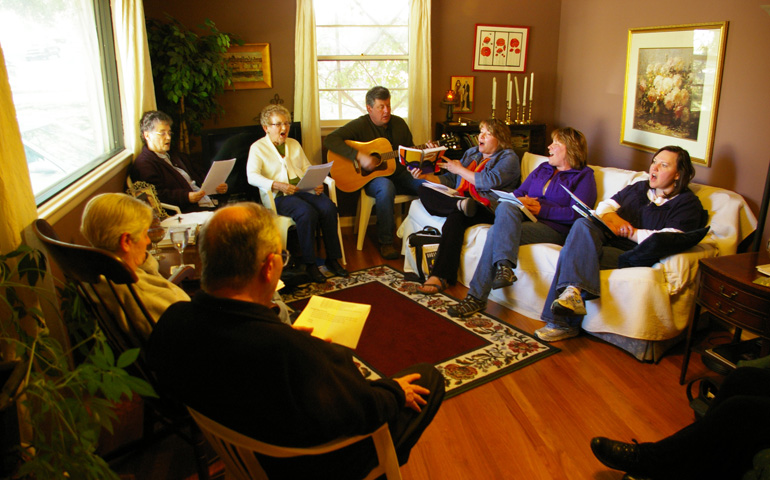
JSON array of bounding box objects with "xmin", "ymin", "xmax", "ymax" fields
[
  {"xmin": 0, "ymin": 244, "xmax": 154, "ymax": 479},
  {"xmin": 146, "ymin": 15, "xmax": 242, "ymax": 154}
]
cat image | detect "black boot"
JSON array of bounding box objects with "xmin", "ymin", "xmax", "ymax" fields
[
  {"xmin": 304, "ymin": 263, "xmax": 327, "ymax": 283},
  {"xmin": 324, "ymin": 258, "xmax": 349, "ymax": 277}
]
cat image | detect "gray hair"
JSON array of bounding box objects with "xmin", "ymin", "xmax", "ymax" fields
[
  {"xmin": 81, "ymin": 193, "xmax": 153, "ymax": 253},
  {"xmin": 139, "ymin": 110, "xmax": 173, "ymax": 145},
  {"xmin": 259, "ymin": 104, "xmax": 292, "ymax": 128},
  {"xmin": 365, "ymin": 86, "xmax": 390, "ymax": 108},
  {"xmin": 199, "ymin": 202, "xmax": 281, "ymax": 292}
]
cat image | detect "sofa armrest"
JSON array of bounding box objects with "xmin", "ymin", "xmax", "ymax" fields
[{"xmin": 656, "ymin": 243, "xmax": 718, "ymax": 295}]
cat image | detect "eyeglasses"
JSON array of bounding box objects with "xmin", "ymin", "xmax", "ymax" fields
[
  {"xmin": 280, "ymin": 249, "xmax": 290, "ymax": 266},
  {"xmin": 151, "ymin": 131, "xmax": 173, "ymax": 138},
  {"xmin": 268, "ymin": 122, "xmax": 292, "ymax": 128}
]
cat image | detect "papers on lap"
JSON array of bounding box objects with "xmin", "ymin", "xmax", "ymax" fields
[
  {"xmin": 398, "ymin": 145, "xmax": 447, "ymax": 174},
  {"xmin": 422, "ymin": 182, "xmax": 464, "ymax": 198},
  {"xmin": 491, "ymin": 189, "xmax": 537, "ymax": 223},
  {"xmin": 560, "ymin": 185, "xmax": 616, "ymax": 237},
  {"xmin": 293, "ymin": 295, "xmax": 370, "ymax": 349}
]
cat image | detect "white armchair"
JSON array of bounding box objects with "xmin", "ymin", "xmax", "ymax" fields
[{"xmin": 258, "ymin": 176, "xmax": 346, "ymax": 265}]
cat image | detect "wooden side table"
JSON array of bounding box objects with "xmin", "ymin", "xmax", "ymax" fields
[{"xmin": 679, "ymin": 252, "xmax": 770, "ymax": 384}]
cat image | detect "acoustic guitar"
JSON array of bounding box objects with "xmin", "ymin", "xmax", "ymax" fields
[{"xmin": 328, "ymin": 134, "xmax": 459, "ymax": 192}]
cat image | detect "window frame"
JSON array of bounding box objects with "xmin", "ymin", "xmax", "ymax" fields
[{"xmin": 314, "ymin": 6, "xmax": 410, "ymax": 127}]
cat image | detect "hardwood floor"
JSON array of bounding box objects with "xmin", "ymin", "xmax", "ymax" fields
[{"xmin": 111, "ymin": 229, "xmax": 720, "ymax": 480}]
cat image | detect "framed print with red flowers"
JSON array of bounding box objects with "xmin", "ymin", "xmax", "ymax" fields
[
  {"xmin": 621, "ymin": 22, "xmax": 728, "ymax": 166},
  {"xmin": 472, "ymin": 24, "xmax": 529, "ymax": 73}
]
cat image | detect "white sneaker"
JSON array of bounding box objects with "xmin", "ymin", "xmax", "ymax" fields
[
  {"xmin": 550, "ymin": 286, "xmax": 586, "ymax": 316},
  {"xmin": 535, "ymin": 323, "xmax": 580, "ymax": 342}
]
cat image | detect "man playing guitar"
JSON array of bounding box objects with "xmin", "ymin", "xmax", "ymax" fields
[{"xmin": 325, "ymin": 85, "xmax": 435, "ymax": 260}]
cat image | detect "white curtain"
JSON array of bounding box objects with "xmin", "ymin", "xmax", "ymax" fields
[
  {"xmin": 408, "ymin": 0, "xmax": 432, "ymax": 144},
  {"xmin": 294, "ymin": 0, "xmax": 323, "ymax": 165},
  {"xmin": 112, "ymin": 0, "xmax": 157, "ymax": 157}
]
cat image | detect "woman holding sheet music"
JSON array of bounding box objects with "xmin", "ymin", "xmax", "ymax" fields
[
  {"xmin": 408, "ymin": 118, "xmax": 520, "ymax": 294},
  {"xmin": 247, "ymin": 104, "xmax": 347, "ymax": 283},
  {"xmin": 447, "ymin": 127, "xmax": 597, "ymax": 318},
  {"xmin": 246, "ymin": 104, "xmax": 348, "ymax": 283},
  {"xmin": 535, "ymin": 145, "xmax": 706, "ymax": 342},
  {"xmin": 132, "ymin": 110, "xmax": 228, "ymax": 212}
]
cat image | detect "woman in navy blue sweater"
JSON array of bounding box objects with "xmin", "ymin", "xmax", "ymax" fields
[
  {"xmin": 536, "ymin": 145, "xmax": 706, "ymax": 342},
  {"xmin": 448, "ymin": 127, "xmax": 597, "ymax": 318}
]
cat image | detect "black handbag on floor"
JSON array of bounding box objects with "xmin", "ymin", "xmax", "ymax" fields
[{"xmin": 405, "ymin": 226, "xmax": 441, "ymax": 283}]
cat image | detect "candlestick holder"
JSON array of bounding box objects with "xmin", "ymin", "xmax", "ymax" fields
[
  {"xmin": 505, "ymin": 100, "xmax": 513, "ymax": 124},
  {"xmin": 526, "ymin": 100, "xmax": 533, "ymax": 124},
  {"xmin": 515, "ymin": 105, "xmax": 522, "ymax": 124},
  {"xmin": 491, "ymin": 106, "xmax": 496, "ymax": 119}
]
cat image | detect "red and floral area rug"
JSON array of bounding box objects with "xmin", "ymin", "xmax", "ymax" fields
[{"xmin": 282, "ymin": 265, "xmax": 560, "ymax": 399}]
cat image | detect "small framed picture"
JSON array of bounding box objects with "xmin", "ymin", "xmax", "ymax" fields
[
  {"xmin": 472, "ymin": 24, "xmax": 530, "ymax": 73},
  {"xmin": 450, "ymin": 76, "xmax": 474, "ymax": 114},
  {"xmin": 223, "ymin": 43, "xmax": 272, "ymax": 90}
]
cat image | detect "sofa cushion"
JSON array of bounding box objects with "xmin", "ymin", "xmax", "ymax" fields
[{"xmin": 617, "ymin": 227, "xmax": 711, "ymax": 268}]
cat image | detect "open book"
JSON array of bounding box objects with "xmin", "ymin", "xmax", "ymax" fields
[
  {"xmin": 422, "ymin": 182, "xmax": 464, "ymax": 198},
  {"xmin": 491, "ymin": 189, "xmax": 537, "ymax": 223},
  {"xmin": 292, "ymin": 295, "xmax": 370, "ymax": 349},
  {"xmin": 398, "ymin": 145, "xmax": 447, "ymax": 174},
  {"xmin": 560, "ymin": 185, "xmax": 616, "ymax": 237}
]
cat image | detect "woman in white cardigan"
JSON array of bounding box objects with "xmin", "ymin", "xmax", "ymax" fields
[{"xmin": 246, "ymin": 105, "xmax": 347, "ymax": 283}]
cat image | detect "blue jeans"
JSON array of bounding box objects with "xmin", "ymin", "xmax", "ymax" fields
[
  {"xmin": 364, "ymin": 168, "xmax": 425, "ymax": 245},
  {"xmin": 540, "ymin": 217, "xmax": 635, "ymax": 326},
  {"xmin": 467, "ymin": 203, "xmax": 566, "ymax": 301},
  {"xmin": 275, "ymin": 192, "xmax": 341, "ymax": 264}
]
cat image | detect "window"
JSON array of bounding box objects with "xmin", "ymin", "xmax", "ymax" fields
[
  {"xmin": 0, "ymin": 0, "xmax": 123, "ymax": 205},
  {"xmin": 314, "ymin": 0, "xmax": 409, "ymax": 124}
]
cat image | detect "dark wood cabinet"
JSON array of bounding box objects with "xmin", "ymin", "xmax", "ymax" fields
[{"xmin": 435, "ymin": 122, "xmax": 547, "ymax": 160}]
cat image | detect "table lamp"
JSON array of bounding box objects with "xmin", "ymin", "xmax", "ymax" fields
[{"xmin": 441, "ymin": 89, "xmax": 460, "ymax": 122}]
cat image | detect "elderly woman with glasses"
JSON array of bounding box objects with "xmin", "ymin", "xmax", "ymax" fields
[
  {"xmin": 131, "ymin": 110, "xmax": 228, "ymax": 212},
  {"xmin": 247, "ymin": 104, "xmax": 348, "ymax": 283},
  {"xmin": 81, "ymin": 193, "xmax": 292, "ymax": 339}
]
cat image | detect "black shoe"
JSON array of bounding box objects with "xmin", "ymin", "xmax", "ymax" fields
[
  {"xmin": 325, "ymin": 259, "xmax": 349, "ymax": 277},
  {"xmin": 379, "ymin": 243, "xmax": 399, "ymax": 260},
  {"xmin": 304, "ymin": 263, "xmax": 327, "ymax": 283},
  {"xmin": 491, "ymin": 264, "xmax": 516, "ymax": 290},
  {"xmin": 590, "ymin": 437, "xmax": 645, "ymax": 474},
  {"xmin": 458, "ymin": 197, "xmax": 477, "ymax": 217}
]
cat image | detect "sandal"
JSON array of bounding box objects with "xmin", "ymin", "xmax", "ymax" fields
[{"xmin": 416, "ymin": 277, "xmax": 448, "ymax": 295}]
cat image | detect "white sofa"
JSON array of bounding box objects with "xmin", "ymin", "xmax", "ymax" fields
[{"xmin": 397, "ymin": 152, "xmax": 758, "ymax": 361}]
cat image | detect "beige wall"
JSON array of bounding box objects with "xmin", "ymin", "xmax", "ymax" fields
[{"xmin": 556, "ymin": 0, "xmax": 770, "ymax": 247}]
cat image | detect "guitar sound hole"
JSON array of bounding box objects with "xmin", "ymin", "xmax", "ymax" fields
[{"xmin": 362, "ymin": 153, "xmax": 388, "ymax": 176}]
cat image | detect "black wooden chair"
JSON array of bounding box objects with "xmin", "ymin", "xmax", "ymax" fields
[{"xmin": 32, "ymin": 219, "xmax": 211, "ymax": 479}]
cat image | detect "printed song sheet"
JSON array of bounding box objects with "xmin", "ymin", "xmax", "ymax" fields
[
  {"xmin": 293, "ymin": 295, "xmax": 370, "ymax": 348},
  {"xmin": 200, "ymin": 158, "xmax": 236, "ymax": 193}
]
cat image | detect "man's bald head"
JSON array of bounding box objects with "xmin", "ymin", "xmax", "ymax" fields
[{"xmin": 198, "ymin": 203, "xmax": 281, "ymax": 292}]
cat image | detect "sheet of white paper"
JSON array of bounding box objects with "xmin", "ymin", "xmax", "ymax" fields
[
  {"xmin": 422, "ymin": 181, "xmax": 463, "ymax": 197},
  {"xmin": 491, "ymin": 189, "xmax": 537, "ymax": 223},
  {"xmin": 200, "ymin": 158, "xmax": 236, "ymax": 193},
  {"xmin": 296, "ymin": 162, "xmax": 333, "ymax": 191},
  {"xmin": 293, "ymin": 295, "xmax": 370, "ymax": 349}
]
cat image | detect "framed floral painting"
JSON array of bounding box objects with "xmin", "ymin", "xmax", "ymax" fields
[
  {"xmin": 620, "ymin": 22, "xmax": 728, "ymax": 166},
  {"xmin": 472, "ymin": 24, "xmax": 529, "ymax": 73}
]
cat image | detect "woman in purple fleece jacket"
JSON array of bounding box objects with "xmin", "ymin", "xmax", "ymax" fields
[{"xmin": 448, "ymin": 127, "xmax": 597, "ymax": 318}]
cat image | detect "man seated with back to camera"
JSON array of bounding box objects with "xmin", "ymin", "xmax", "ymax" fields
[
  {"xmin": 324, "ymin": 85, "xmax": 431, "ymax": 260},
  {"xmin": 147, "ymin": 202, "xmax": 445, "ymax": 479}
]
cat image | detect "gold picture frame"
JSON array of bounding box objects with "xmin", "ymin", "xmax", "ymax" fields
[
  {"xmin": 620, "ymin": 22, "xmax": 729, "ymax": 166},
  {"xmin": 224, "ymin": 43, "xmax": 272, "ymax": 90},
  {"xmin": 450, "ymin": 76, "xmax": 474, "ymax": 114}
]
